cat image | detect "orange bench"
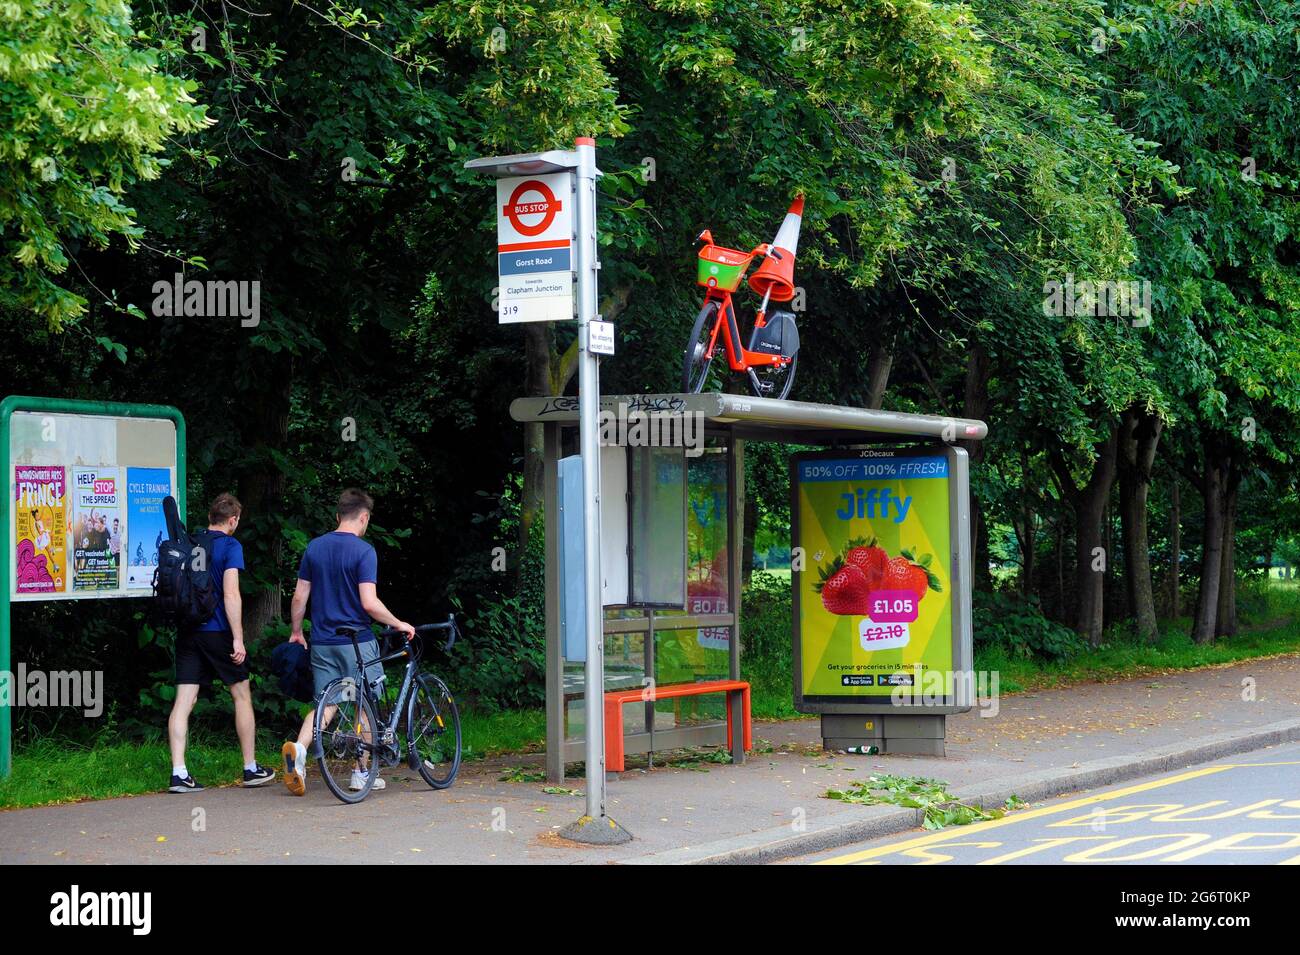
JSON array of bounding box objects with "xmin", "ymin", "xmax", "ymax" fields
[{"xmin": 603, "ymin": 679, "xmax": 752, "ymax": 772}]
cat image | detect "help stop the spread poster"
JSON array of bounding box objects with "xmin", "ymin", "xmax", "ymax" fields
[
  {"xmin": 70, "ymin": 467, "xmax": 122, "ymax": 592},
  {"xmin": 793, "ymin": 450, "xmax": 954, "ymax": 701}
]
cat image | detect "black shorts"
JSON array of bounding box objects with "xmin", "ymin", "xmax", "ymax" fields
[{"xmin": 176, "ymin": 629, "xmax": 249, "ymax": 686}]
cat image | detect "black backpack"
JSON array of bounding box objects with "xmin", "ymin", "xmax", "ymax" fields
[{"xmin": 152, "ymin": 495, "xmax": 219, "ymax": 630}]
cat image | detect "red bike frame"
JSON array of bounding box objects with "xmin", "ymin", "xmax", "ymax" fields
[{"xmin": 696, "ymin": 236, "xmax": 792, "ymax": 374}]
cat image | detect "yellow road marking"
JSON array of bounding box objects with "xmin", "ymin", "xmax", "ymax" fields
[
  {"xmin": 816, "ymin": 765, "xmax": 1236, "ymax": 865},
  {"xmin": 976, "ymin": 836, "xmax": 1110, "ymax": 865}
]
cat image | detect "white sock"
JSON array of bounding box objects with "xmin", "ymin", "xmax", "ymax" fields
[
  {"xmin": 173, "ymin": 766, "xmax": 187, "ymax": 779},
  {"xmin": 244, "ymin": 760, "xmax": 258, "ymax": 773}
]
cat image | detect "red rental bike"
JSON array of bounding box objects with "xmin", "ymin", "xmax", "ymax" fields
[{"xmin": 682, "ymin": 198, "xmax": 803, "ymax": 399}]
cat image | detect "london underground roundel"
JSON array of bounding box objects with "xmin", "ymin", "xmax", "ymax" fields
[{"xmin": 502, "ymin": 180, "xmax": 563, "ymax": 237}]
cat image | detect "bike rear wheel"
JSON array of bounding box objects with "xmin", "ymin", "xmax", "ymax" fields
[
  {"xmin": 747, "ymin": 352, "xmax": 797, "ymax": 400},
  {"xmin": 682, "ymin": 301, "xmax": 720, "ymax": 393},
  {"xmin": 407, "ymin": 673, "xmax": 462, "ymax": 789},
  {"xmin": 314, "ymin": 678, "xmax": 380, "ymax": 804}
]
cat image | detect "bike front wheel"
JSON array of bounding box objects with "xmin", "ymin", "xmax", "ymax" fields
[
  {"xmin": 314, "ymin": 678, "xmax": 380, "ymax": 804},
  {"xmin": 682, "ymin": 301, "xmax": 720, "ymax": 393},
  {"xmin": 747, "ymin": 352, "xmax": 797, "ymax": 400},
  {"xmin": 407, "ymin": 673, "xmax": 462, "ymax": 790}
]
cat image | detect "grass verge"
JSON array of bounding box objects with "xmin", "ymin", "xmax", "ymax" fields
[
  {"xmin": 976, "ymin": 616, "xmax": 1300, "ymax": 693},
  {"xmin": 1, "ymin": 707, "xmax": 546, "ymax": 810}
]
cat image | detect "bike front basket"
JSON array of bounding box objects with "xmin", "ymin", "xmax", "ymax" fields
[{"xmin": 697, "ymin": 244, "xmax": 751, "ymax": 292}]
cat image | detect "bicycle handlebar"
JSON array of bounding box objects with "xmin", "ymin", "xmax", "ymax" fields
[
  {"xmin": 377, "ymin": 614, "xmax": 459, "ymax": 653},
  {"xmin": 335, "ymin": 614, "xmax": 460, "ymax": 654},
  {"xmin": 696, "ymin": 234, "xmax": 782, "ymax": 262}
]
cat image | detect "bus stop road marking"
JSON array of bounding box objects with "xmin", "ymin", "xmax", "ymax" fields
[{"xmin": 817, "ymin": 764, "xmax": 1239, "ymax": 865}]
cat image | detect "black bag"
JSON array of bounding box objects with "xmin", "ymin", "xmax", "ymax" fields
[
  {"xmin": 152, "ymin": 496, "xmax": 219, "ymax": 630},
  {"xmin": 748, "ymin": 309, "xmax": 799, "ymax": 359},
  {"xmin": 270, "ymin": 640, "xmax": 314, "ymax": 702}
]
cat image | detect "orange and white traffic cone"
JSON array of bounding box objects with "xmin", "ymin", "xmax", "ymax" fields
[{"xmin": 748, "ymin": 195, "xmax": 803, "ymax": 303}]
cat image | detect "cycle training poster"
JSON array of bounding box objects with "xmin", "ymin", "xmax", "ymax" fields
[
  {"xmin": 125, "ymin": 467, "xmax": 172, "ymax": 589},
  {"xmin": 793, "ymin": 449, "xmax": 953, "ymax": 702}
]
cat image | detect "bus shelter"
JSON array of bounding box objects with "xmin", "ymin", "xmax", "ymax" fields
[{"xmin": 510, "ymin": 392, "xmax": 988, "ymax": 782}]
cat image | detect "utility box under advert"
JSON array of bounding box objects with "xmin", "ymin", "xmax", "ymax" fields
[{"xmin": 791, "ymin": 445, "xmax": 974, "ymax": 756}]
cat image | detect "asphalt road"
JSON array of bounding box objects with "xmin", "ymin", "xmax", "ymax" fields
[{"xmin": 791, "ymin": 741, "xmax": 1300, "ymax": 865}]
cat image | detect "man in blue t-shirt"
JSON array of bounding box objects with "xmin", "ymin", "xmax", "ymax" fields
[
  {"xmin": 281, "ymin": 488, "xmax": 413, "ymax": 796},
  {"xmin": 167, "ymin": 493, "xmax": 275, "ymax": 793}
]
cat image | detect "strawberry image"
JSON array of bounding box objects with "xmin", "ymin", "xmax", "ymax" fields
[
  {"xmin": 883, "ymin": 556, "xmax": 927, "ymax": 598},
  {"xmin": 814, "ymin": 556, "xmax": 873, "ymax": 616},
  {"xmin": 842, "ymin": 536, "xmax": 889, "ymax": 590},
  {"xmin": 884, "ymin": 549, "xmax": 943, "ymax": 599}
]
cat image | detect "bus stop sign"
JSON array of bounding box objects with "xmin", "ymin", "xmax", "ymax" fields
[{"xmin": 496, "ymin": 172, "xmax": 574, "ymax": 324}]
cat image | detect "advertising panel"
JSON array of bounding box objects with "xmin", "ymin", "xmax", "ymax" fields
[{"xmin": 792, "ymin": 446, "xmax": 971, "ymax": 711}]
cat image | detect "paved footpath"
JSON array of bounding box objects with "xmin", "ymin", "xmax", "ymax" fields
[{"xmin": 1, "ymin": 654, "xmax": 1298, "ymax": 865}]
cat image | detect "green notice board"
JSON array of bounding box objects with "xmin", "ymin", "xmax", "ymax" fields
[{"xmin": 1, "ymin": 396, "xmax": 186, "ymax": 777}]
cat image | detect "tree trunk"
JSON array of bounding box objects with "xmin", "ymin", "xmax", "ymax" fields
[
  {"xmin": 1020, "ymin": 450, "xmax": 1035, "ymax": 599},
  {"xmin": 1055, "ymin": 520, "xmax": 1066, "ymax": 622},
  {"xmin": 1052, "ymin": 431, "xmax": 1119, "ymax": 646},
  {"xmin": 1074, "ymin": 491, "xmax": 1108, "ymax": 646},
  {"xmin": 1191, "ymin": 443, "xmax": 1227, "ymax": 644},
  {"xmin": 972, "ymin": 500, "xmax": 993, "ymax": 592},
  {"xmin": 1018, "ymin": 506, "xmax": 1035, "ymax": 598},
  {"xmin": 865, "ymin": 343, "xmax": 893, "ymax": 410},
  {"xmin": 1105, "ymin": 500, "xmax": 1115, "ymax": 630},
  {"xmin": 961, "ymin": 345, "xmax": 992, "ymax": 591},
  {"xmin": 519, "ymin": 322, "xmax": 554, "ymax": 554},
  {"xmin": 1118, "ymin": 407, "xmax": 1162, "ymax": 640},
  {"xmin": 239, "ymin": 353, "xmax": 292, "ymax": 639},
  {"xmin": 1168, "ymin": 477, "xmax": 1181, "ymax": 617},
  {"xmin": 1215, "ymin": 465, "xmax": 1240, "ymax": 637},
  {"xmin": 741, "ymin": 492, "xmax": 758, "ymax": 588}
]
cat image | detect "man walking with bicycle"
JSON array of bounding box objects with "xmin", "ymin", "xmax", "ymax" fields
[{"xmin": 281, "ymin": 488, "xmax": 414, "ymax": 796}]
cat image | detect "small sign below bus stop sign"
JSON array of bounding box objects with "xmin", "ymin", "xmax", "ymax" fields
[
  {"xmin": 496, "ymin": 172, "xmax": 574, "ymax": 323},
  {"xmin": 589, "ymin": 320, "xmax": 615, "ymax": 355}
]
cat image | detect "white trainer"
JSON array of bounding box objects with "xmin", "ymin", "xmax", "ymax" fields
[
  {"xmin": 282, "ymin": 741, "xmax": 307, "ymax": 796},
  {"xmin": 349, "ymin": 771, "xmax": 385, "ymax": 791}
]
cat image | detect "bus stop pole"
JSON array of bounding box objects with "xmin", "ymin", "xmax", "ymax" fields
[
  {"xmin": 575, "ymin": 136, "xmax": 605, "ymax": 821},
  {"xmin": 565, "ymin": 136, "xmax": 631, "ymax": 843}
]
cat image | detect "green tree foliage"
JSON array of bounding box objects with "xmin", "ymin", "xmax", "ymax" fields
[
  {"xmin": 0, "ymin": 0, "xmax": 209, "ymax": 327},
  {"xmin": 1, "ymin": 0, "xmax": 1298, "ymax": 732},
  {"xmin": 1104, "ymin": 0, "xmax": 1300, "ymax": 640}
]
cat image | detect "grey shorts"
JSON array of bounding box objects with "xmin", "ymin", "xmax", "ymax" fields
[{"xmin": 311, "ymin": 640, "xmax": 385, "ymax": 700}]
